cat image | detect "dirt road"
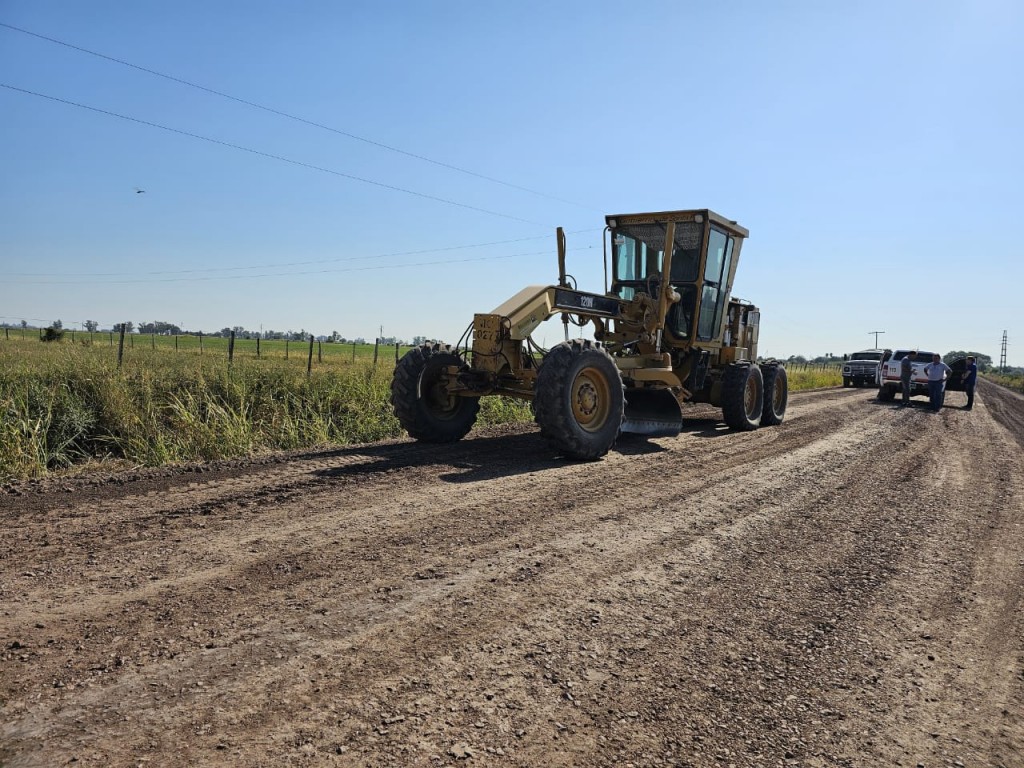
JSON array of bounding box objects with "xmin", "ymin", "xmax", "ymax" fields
[{"xmin": 2, "ymin": 381, "xmax": 1023, "ymax": 768}]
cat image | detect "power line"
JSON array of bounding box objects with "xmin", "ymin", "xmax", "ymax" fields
[
  {"xmin": 0, "ymin": 21, "xmax": 599, "ymax": 212},
  {"xmin": 0, "ymin": 82, "xmax": 548, "ymax": 227},
  {"xmin": 3, "ymin": 245, "xmax": 596, "ymax": 285},
  {"xmin": 4, "ymin": 229, "xmax": 600, "ymax": 278}
]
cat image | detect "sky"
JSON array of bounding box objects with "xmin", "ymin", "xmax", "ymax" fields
[{"xmin": 1, "ymin": 1, "xmax": 1021, "ymax": 362}]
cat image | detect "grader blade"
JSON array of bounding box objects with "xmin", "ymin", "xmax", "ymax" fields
[{"xmin": 622, "ymin": 388, "xmax": 683, "ymax": 437}]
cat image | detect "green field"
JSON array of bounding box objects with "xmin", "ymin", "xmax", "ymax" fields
[
  {"xmin": 986, "ymin": 372, "xmax": 1024, "ymax": 394},
  {"xmin": 10, "ymin": 329, "xmax": 408, "ymax": 363},
  {"xmin": 1, "ymin": 334, "xmax": 841, "ymax": 480}
]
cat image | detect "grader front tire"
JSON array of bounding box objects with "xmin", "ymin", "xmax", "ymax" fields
[
  {"xmin": 390, "ymin": 344, "xmax": 480, "ymax": 443},
  {"xmin": 722, "ymin": 362, "xmax": 764, "ymax": 431},
  {"xmin": 534, "ymin": 340, "xmax": 624, "ymax": 461}
]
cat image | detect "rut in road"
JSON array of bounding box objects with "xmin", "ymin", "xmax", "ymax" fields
[{"xmin": 1, "ymin": 385, "xmax": 1022, "ymax": 768}]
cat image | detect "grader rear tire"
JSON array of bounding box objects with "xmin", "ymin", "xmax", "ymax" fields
[
  {"xmin": 760, "ymin": 363, "xmax": 788, "ymax": 426},
  {"xmin": 390, "ymin": 344, "xmax": 479, "ymax": 442},
  {"xmin": 534, "ymin": 340, "xmax": 624, "ymax": 461},
  {"xmin": 722, "ymin": 362, "xmax": 764, "ymax": 431}
]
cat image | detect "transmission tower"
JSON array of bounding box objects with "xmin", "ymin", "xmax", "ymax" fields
[{"xmin": 1000, "ymin": 330, "xmax": 1008, "ymax": 371}]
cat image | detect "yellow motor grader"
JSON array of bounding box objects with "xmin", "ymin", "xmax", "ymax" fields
[{"xmin": 391, "ymin": 208, "xmax": 787, "ymax": 460}]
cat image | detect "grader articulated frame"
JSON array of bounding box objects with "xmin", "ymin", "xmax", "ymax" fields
[{"xmin": 391, "ymin": 209, "xmax": 787, "ymax": 460}]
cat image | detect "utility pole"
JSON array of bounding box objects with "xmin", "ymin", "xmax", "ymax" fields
[
  {"xmin": 869, "ymin": 330, "xmax": 885, "ymax": 348},
  {"xmin": 1000, "ymin": 330, "xmax": 1008, "ymax": 371}
]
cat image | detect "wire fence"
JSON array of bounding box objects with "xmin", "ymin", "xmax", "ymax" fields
[
  {"xmin": 2, "ymin": 326, "xmax": 852, "ymax": 372},
  {"xmin": 0, "ymin": 326, "xmax": 414, "ymax": 372},
  {"xmin": 779, "ymin": 361, "xmax": 844, "ymax": 372}
]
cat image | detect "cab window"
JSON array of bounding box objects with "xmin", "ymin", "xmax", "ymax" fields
[
  {"xmin": 696, "ymin": 228, "xmax": 734, "ymax": 341},
  {"xmin": 612, "ymin": 224, "xmax": 666, "ymax": 299}
]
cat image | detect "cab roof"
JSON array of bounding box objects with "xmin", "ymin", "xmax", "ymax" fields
[{"xmin": 605, "ymin": 209, "xmax": 749, "ymax": 239}]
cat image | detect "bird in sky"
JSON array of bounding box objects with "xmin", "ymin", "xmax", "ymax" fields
[{"xmin": 134, "ymin": 187, "xmax": 145, "ymax": 194}]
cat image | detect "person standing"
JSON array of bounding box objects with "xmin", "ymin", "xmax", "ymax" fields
[
  {"xmin": 924, "ymin": 353, "xmax": 952, "ymax": 412},
  {"xmin": 900, "ymin": 350, "xmax": 918, "ymax": 405},
  {"xmin": 963, "ymin": 355, "xmax": 978, "ymax": 410}
]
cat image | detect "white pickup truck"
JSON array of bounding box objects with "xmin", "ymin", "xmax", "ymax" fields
[{"xmin": 877, "ymin": 350, "xmax": 966, "ymax": 401}]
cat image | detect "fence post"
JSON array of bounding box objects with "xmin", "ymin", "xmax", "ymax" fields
[
  {"xmin": 117, "ymin": 325, "xmax": 126, "ymax": 368},
  {"xmin": 130, "ymin": 333, "xmax": 134, "ymax": 349},
  {"xmin": 395, "ymin": 342, "xmax": 400, "ymax": 363},
  {"xmin": 199, "ymin": 332, "xmax": 204, "ymax": 355},
  {"xmin": 151, "ymin": 332, "xmax": 155, "ymax": 350},
  {"xmin": 228, "ymin": 330, "xmax": 235, "ymax": 364},
  {"xmin": 109, "ymin": 332, "xmax": 113, "ymax": 347},
  {"xmin": 373, "ymin": 338, "xmax": 379, "ymax": 366},
  {"xmin": 285, "ymin": 339, "xmax": 289, "ymax": 360},
  {"xmin": 351, "ymin": 341, "xmax": 356, "ymax": 363},
  {"xmin": 175, "ymin": 335, "xmax": 178, "ymax": 352},
  {"xmin": 256, "ymin": 336, "xmax": 261, "ymax": 359},
  {"xmin": 72, "ymin": 330, "xmax": 76, "ymax": 342},
  {"xmin": 307, "ymin": 335, "xmax": 315, "ymax": 377},
  {"xmin": 4, "ymin": 328, "xmax": 8, "ymax": 340},
  {"xmin": 317, "ymin": 340, "xmax": 322, "ymax": 363}
]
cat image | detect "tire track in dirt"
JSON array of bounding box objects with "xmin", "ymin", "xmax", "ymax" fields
[{"xmin": 0, "ymin": 390, "xmax": 850, "ymax": 623}]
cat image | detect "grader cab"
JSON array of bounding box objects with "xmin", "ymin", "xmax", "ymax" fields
[{"xmin": 391, "ymin": 209, "xmax": 787, "ymax": 460}]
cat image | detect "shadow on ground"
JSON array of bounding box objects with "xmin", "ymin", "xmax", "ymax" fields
[{"xmin": 311, "ymin": 416, "xmax": 735, "ymax": 485}]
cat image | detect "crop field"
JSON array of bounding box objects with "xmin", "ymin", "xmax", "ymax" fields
[
  {"xmin": 0, "ymin": 336, "xmax": 840, "ymax": 480},
  {"xmin": 988, "ymin": 371, "xmax": 1024, "ymax": 394},
  {"xmin": 6, "ymin": 329, "xmax": 405, "ymax": 362}
]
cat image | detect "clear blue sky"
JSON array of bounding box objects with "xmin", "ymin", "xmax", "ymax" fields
[{"xmin": 1, "ymin": 1, "xmax": 1021, "ymax": 362}]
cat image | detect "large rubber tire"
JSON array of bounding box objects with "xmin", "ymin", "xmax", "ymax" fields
[
  {"xmin": 722, "ymin": 362, "xmax": 764, "ymax": 431},
  {"xmin": 843, "ymin": 377, "xmax": 852, "ymax": 388},
  {"xmin": 391, "ymin": 343, "xmax": 480, "ymax": 443},
  {"xmin": 877, "ymin": 384, "xmax": 897, "ymax": 402},
  {"xmin": 533, "ymin": 340, "xmax": 624, "ymax": 461},
  {"xmin": 760, "ymin": 363, "xmax": 788, "ymax": 426}
]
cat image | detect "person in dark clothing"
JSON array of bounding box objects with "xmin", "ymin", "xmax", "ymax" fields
[
  {"xmin": 900, "ymin": 350, "xmax": 917, "ymax": 405},
  {"xmin": 963, "ymin": 355, "xmax": 978, "ymax": 410}
]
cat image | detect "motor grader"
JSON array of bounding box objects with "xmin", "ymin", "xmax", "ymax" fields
[{"xmin": 391, "ymin": 208, "xmax": 787, "ymax": 460}]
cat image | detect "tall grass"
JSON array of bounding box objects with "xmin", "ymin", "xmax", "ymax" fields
[{"xmin": 0, "ymin": 338, "xmax": 531, "ymax": 480}]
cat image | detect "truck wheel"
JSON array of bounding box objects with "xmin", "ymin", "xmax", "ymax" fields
[
  {"xmin": 391, "ymin": 343, "xmax": 480, "ymax": 442},
  {"xmin": 760, "ymin": 363, "xmax": 788, "ymax": 426},
  {"xmin": 877, "ymin": 384, "xmax": 897, "ymax": 402},
  {"xmin": 843, "ymin": 377, "xmax": 852, "ymax": 388},
  {"xmin": 722, "ymin": 362, "xmax": 763, "ymax": 431},
  {"xmin": 534, "ymin": 340, "xmax": 624, "ymax": 460}
]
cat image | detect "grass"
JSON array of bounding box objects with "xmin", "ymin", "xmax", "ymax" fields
[
  {"xmin": 985, "ymin": 372, "xmax": 1024, "ymax": 394},
  {"xmin": 0, "ymin": 337, "xmax": 530, "ymax": 481},
  {"xmin": 40, "ymin": 330, "xmax": 404, "ymax": 362},
  {"xmin": 783, "ymin": 363, "xmax": 844, "ymax": 390},
  {"xmin": 1, "ymin": 337, "xmax": 840, "ymax": 480}
]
